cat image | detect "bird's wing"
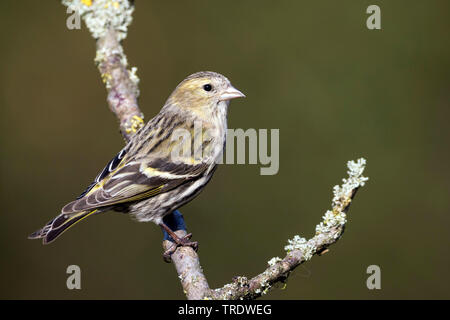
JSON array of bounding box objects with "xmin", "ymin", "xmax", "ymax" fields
[{"xmin": 61, "ymin": 148, "xmax": 209, "ymax": 214}]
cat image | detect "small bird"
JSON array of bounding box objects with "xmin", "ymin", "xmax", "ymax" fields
[{"xmin": 29, "ymin": 71, "xmax": 245, "ymax": 259}]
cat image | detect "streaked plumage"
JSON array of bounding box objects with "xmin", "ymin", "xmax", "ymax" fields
[{"xmin": 29, "ymin": 71, "xmax": 244, "ymax": 247}]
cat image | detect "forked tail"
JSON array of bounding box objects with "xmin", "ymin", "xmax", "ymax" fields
[{"xmin": 28, "ymin": 210, "xmax": 98, "ymax": 244}]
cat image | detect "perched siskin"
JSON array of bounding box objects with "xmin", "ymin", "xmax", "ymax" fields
[{"xmin": 29, "ymin": 71, "xmax": 245, "ymax": 257}]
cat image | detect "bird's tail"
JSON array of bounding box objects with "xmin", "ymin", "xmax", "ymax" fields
[{"xmin": 28, "ymin": 209, "xmax": 98, "ymax": 244}]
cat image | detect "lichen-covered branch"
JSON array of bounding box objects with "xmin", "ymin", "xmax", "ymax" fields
[
  {"xmin": 61, "ymin": 0, "xmax": 210, "ymax": 298},
  {"xmin": 207, "ymin": 159, "xmax": 368, "ymax": 300},
  {"xmin": 61, "ymin": 0, "xmax": 369, "ymax": 301},
  {"xmin": 95, "ymin": 28, "xmax": 144, "ymax": 141},
  {"xmin": 166, "ymin": 158, "xmax": 368, "ymax": 300},
  {"xmin": 163, "ymin": 230, "xmax": 211, "ymax": 300},
  {"xmin": 63, "ymin": 0, "xmax": 143, "ymax": 141}
]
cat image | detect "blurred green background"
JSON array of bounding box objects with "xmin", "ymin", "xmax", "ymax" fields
[{"xmin": 0, "ymin": 1, "xmax": 449, "ymax": 299}]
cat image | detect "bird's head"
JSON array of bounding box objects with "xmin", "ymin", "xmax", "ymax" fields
[{"xmin": 166, "ymin": 71, "xmax": 245, "ymax": 116}]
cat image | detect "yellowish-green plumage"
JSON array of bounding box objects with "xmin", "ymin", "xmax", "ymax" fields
[{"xmin": 29, "ymin": 71, "xmax": 245, "ymax": 245}]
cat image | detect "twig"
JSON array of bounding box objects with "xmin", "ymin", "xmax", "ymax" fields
[
  {"xmin": 162, "ymin": 211, "xmax": 211, "ymax": 300},
  {"xmin": 62, "ymin": 0, "xmax": 210, "ymax": 299},
  {"xmin": 61, "ymin": 0, "xmax": 369, "ymax": 300},
  {"xmin": 95, "ymin": 28, "xmax": 143, "ymax": 141},
  {"xmin": 208, "ymin": 159, "xmax": 368, "ymax": 300},
  {"xmin": 63, "ymin": 0, "xmax": 143, "ymax": 141}
]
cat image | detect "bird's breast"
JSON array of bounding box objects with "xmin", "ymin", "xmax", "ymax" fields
[{"xmin": 203, "ymin": 103, "xmax": 228, "ymax": 165}]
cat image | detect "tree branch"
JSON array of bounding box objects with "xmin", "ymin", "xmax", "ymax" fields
[
  {"xmin": 62, "ymin": 0, "xmax": 369, "ymax": 300},
  {"xmin": 162, "ymin": 211, "xmax": 211, "ymax": 300},
  {"xmin": 62, "ymin": 0, "xmax": 210, "ymax": 299},
  {"xmin": 208, "ymin": 159, "xmax": 368, "ymax": 300},
  {"xmin": 63, "ymin": 0, "xmax": 143, "ymax": 142},
  {"xmin": 95, "ymin": 28, "xmax": 143, "ymax": 141}
]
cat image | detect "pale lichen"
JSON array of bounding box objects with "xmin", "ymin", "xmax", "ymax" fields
[
  {"xmin": 129, "ymin": 67, "xmax": 140, "ymax": 92},
  {"xmin": 315, "ymin": 210, "xmax": 347, "ymax": 235},
  {"xmin": 95, "ymin": 45, "xmax": 140, "ymax": 101},
  {"xmin": 286, "ymin": 158, "xmax": 368, "ymax": 256},
  {"xmin": 95, "ymin": 45, "xmax": 128, "ymax": 70},
  {"xmin": 284, "ymin": 235, "xmax": 315, "ymax": 260},
  {"xmin": 259, "ymin": 278, "xmax": 271, "ymax": 295},
  {"xmin": 332, "ymin": 158, "xmax": 369, "ymax": 210},
  {"xmin": 62, "ymin": 0, "xmax": 134, "ymax": 40},
  {"xmin": 216, "ymin": 283, "xmax": 235, "ymax": 299},
  {"xmin": 233, "ymin": 276, "xmax": 248, "ymax": 287},
  {"xmin": 267, "ymin": 257, "xmax": 282, "ymax": 267},
  {"xmin": 126, "ymin": 115, "xmax": 145, "ymax": 134}
]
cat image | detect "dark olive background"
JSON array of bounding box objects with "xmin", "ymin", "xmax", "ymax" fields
[{"xmin": 0, "ymin": 1, "xmax": 449, "ymax": 299}]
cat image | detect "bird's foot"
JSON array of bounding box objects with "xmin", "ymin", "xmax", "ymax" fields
[{"xmin": 163, "ymin": 233, "xmax": 198, "ymax": 263}]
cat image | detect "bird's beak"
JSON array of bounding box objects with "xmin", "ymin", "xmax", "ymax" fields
[{"xmin": 219, "ymin": 86, "xmax": 246, "ymax": 101}]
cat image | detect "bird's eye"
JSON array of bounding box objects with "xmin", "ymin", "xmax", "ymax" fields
[{"xmin": 203, "ymin": 84, "xmax": 212, "ymax": 92}]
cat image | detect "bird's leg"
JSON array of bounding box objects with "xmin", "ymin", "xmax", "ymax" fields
[{"xmin": 160, "ymin": 219, "xmax": 198, "ymax": 263}]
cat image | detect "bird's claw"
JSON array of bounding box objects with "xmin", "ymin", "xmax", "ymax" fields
[{"xmin": 163, "ymin": 233, "xmax": 198, "ymax": 263}]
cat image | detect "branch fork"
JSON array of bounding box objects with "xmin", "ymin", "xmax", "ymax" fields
[{"xmin": 61, "ymin": 0, "xmax": 369, "ymax": 300}]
